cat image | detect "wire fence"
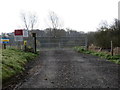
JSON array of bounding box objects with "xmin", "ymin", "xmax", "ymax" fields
[{"xmin": 5, "ymin": 35, "xmax": 87, "ymax": 51}]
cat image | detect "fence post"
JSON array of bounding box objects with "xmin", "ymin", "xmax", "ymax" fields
[
  {"xmin": 111, "ymin": 41, "xmax": 113, "ymax": 56},
  {"xmin": 85, "ymin": 34, "xmax": 88, "ymax": 50}
]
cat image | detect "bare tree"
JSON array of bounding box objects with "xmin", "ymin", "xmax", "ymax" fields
[
  {"xmin": 46, "ymin": 11, "xmax": 64, "ymax": 38},
  {"xmin": 97, "ymin": 20, "xmax": 109, "ymax": 31},
  {"xmin": 48, "ymin": 11, "xmax": 62, "ymax": 29},
  {"xmin": 30, "ymin": 13, "xmax": 38, "ymax": 30},
  {"xmin": 21, "ymin": 12, "xmax": 38, "ymax": 30},
  {"xmin": 21, "ymin": 12, "xmax": 29, "ymax": 30}
]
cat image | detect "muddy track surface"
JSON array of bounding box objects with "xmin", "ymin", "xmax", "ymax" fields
[{"xmin": 14, "ymin": 49, "xmax": 119, "ymax": 89}]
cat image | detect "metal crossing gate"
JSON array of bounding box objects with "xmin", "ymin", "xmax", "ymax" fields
[
  {"xmin": 7, "ymin": 35, "xmax": 87, "ymax": 50},
  {"xmin": 37, "ymin": 36, "xmax": 87, "ymax": 48}
]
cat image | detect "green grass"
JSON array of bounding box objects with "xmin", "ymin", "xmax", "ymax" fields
[
  {"xmin": 1, "ymin": 48, "xmax": 38, "ymax": 82},
  {"xmin": 74, "ymin": 46, "xmax": 120, "ymax": 64}
]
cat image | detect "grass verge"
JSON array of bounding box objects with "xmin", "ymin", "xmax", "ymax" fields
[
  {"xmin": 74, "ymin": 46, "xmax": 120, "ymax": 64},
  {"xmin": 1, "ymin": 48, "xmax": 38, "ymax": 83}
]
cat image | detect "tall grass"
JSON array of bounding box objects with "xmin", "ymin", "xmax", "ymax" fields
[
  {"xmin": 74, "ymin": 46, "xmax": 120, "ymax": 64},
  {"xmin": 1, "ymin": 48, "xmax": 38, "ymax": 82}
]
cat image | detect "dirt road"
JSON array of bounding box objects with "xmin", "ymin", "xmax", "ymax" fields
[{"xmin": 15, "ymin": 49, "xmax": 119, "ymax": 89}]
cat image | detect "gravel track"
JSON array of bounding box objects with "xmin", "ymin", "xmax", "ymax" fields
[{"xmin": 14, "ymin": 49, "xmax": 120, "ymax": 89}]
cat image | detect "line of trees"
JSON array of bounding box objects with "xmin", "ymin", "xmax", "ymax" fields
[
  {"xmin": 29, "ymin": 28, "xmax": 85, "ymax": 37},
  {"xmin": 20, "ymin": 11, "xmax": 62, "ymax": 31},
  {"xmin": 20, "ymin": 11, "xmax": 85, "ymax": 38},
  {"xmin": 87, "ymin": 19, "xmax": 120, "ymax": 49},
  {"xmin": 20, "ymin": 11, "xmax": 120, "ymax": 49}
]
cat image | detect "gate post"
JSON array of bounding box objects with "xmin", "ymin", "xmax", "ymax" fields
[{"xmin": 32, "ymin": 33, "xmax": 37, "ymax": 53}]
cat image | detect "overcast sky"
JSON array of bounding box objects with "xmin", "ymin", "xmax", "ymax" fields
[{"xmin": 0, "ymin": 0, "xmax": 119, "ymax": 34}]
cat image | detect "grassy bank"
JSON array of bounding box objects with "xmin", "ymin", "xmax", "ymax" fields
[
  {"xmin": 1, "ymin": 48, "xmax": 38, "ymax": 82},
  {"xmin": 74, "ymin": 46, "xmax": 120, "ymax": 64}
]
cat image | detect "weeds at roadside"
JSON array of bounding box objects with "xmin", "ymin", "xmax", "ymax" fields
[
  {"xmin": 74, "ymin": 46, "xmax": 120, "ymax": 64},
  {"xmin": 1, "ymin": 48, "xmax": 38, "ymax": 83}
]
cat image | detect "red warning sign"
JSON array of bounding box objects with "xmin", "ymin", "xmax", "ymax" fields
[{"xmin": 14, "ymin": 29, "xmax": 23, "ymax": 36}]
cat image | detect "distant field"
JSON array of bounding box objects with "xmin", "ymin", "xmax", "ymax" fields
[{"xmin": 1, "ymin": 48, "xmax": 38, "ymax": 82}]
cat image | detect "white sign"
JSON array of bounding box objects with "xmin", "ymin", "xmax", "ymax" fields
[
  {"xmin": 23, "ymin": 30, "xmax": 28, "ymax": 37},
  {"xmin": 14, "ymin": 36, "xmax": 23, "ymax": 41}
]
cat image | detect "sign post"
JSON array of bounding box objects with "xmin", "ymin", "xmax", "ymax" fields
[
  {"xmin": 1, "ymin": 37, "xmax": 9, "ymax": 49},
  {"xmin": 23, "ymin": 30, "xmax": 28, "ymax": 37},
  {"xmin": 3, "ymin": 44, "xmax": 6, "ymax": 49},
  {"xmin": 14, "ymin": 29, "xmax": 23, "ymax": 49},
  {"xmin": 14, "ymin": 29, "xmax": 23, "ymax": 41},
  {"xmin": 14, "ymin": 29, "xmax": 29, "ymax": 50},
  {"xmin": 24, "ymin": 41, "xmax": 27, "ymax": 51}
]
